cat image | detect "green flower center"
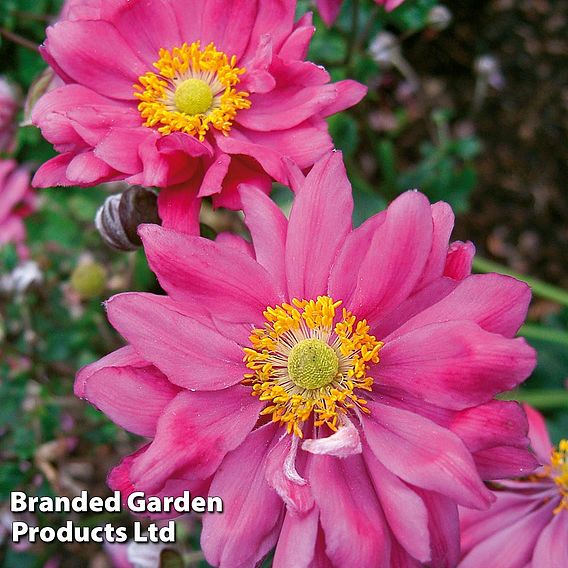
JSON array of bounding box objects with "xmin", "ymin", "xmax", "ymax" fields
[
  {"xmin": 287, "ymin": 338, "xmax": 339, "ymax": 390},
  {"xmin": 174, "ymin": 78, "xmax": 213, "ymax": 115}
]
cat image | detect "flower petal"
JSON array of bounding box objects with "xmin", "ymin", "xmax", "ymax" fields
[
  {"xmin": 285, "ymin": 152, "xmax": 353, "ymax": 299},
  {"xmin": 273, "ymin": 508, "xmax": 320, "ymax": 568},
  {"xmin": 105, "ymin": 292, "xmax": 246, "ymax": 390},
  {"xmin": 201, "ymin": 424, "xmax": 283, "ymax": 568},
  {"xmin": 524, "ymin": 404, "xmax": 554, "ymax": 464},
  {"xmin": 364, "ymin": 402, "xmax": 494, "ymax": 509},
  {"xmin": 378, "ymin": 321, "xmax": 536, "ymax": 410},
  {"xmin": 302, "ymin": 419, "xmax": 362, "ymax": 457},
  {"xmin": 532, "ymin": 510, "xmax": 568, "ymax": 568}
]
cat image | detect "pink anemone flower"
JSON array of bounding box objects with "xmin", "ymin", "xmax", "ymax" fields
[
  {"xmin": 32, "ymin": 0, "xmax": 366, "ymax": 233},
  {"xmin": 0, "ymin": 159, "xmax": 36, "ymax": 259},
  {"xmin": 459, "ymin": 405, "xmax": 568, "ymax": 568},
  {"xmin": 317, "ymin": 0, "xmax": 405, "ymax": 27},
  {"xmin": 76, "ymin": 152, "xmax": 537, "ymax": 567},
  {"xmin": 0, "ymin": 77, "xmax": 19, "ymax": 154}
]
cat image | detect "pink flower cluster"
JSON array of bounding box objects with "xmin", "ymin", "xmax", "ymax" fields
[
  {"xmin": 0, "ymin": 77, "xmax": 19, "ymax": 154},
  {"xmin": 24, "ymin": 0, "xmax": 562, "ymax": 566},
  {"xmin": 0, "ymin": 160, "xmax": 35, "ymax": 258}
]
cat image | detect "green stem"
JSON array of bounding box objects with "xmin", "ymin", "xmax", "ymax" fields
[
  {"xmin": 345, "ymin": 0, "xmax": 360, "ymax": 68},
  {"xmin": 473, "ymin": 256, "xmax": 568, "ymax": 307},
  {"xmin": 499, "ymin": 390, "xmax": 568, "ymax": 409},
  {"xmin": 519, "ymin": 324, "xmax": 568, "ymax": 346}
]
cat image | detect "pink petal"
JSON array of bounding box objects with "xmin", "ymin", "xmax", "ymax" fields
[
  {"xmin": 241, "ymin": 183, "xmax": 288, "ymax": 296},
  {"xmin": 347, "ymin": 191, "xmax": 434, "ymax": 322},
  {"xmin": 66, "ymin": 150, "xmax": 115, "ymax": 185},
  {"xmin": 94, "ymin": 127, "xmax": 149, "ymax": 174},
  {"xmin": 44, "ymin": 20, "xmax": 146, "ymax": 99},
  {"xmin": 378, "ymin": 320, "xmax": 536, "ymax": 410},
  {"xmin": 317, "ymin": 0, "xmax": 343, "ymax": 26},
  {"xmin": 389, "ymin": 274, "xmax": 532, "ymax": 340},
  {"xmin": 105, "ymin": 292, "xmax": 246, "ymax": 390},
  {"xmin": 32, "ymin": 153, "xmax": 75, "ymax": 187},
  {"xmin": 101, "ymin": 0, "xmax": 182, "ymax": 62},
  {"xmin": 320, "ymin": 79, "xmax": 368, "ymax": 117},
  {"xmin": 459, "ymin": 501, "xmax": 555, "ymax": 568},
  {"xmin": 364, "ymin": 402, "xmax": 494, "ymax": 509},
  {"xmin": 215, "ymin": 233, "xmax": 254, "ymax": 257},
  {"xmin": 532, "ymin": 511, "xmax": 568, "ymax": 568},
  {"xmin": 444, "ymin": 240, "xmax": 475, "ymax": 280},
  {"xmin": 139, "ymin": 224, "xmax": 283, "ymax": 324},
  {"xmin": 302, "ymin": 418, "xmax": 362, "ymax": 457},
  {"xmin": 279, "ymin": 13, "xmax": 315, "ymax": 60},
  {"xmin": 265, "ymin": 435, "xmax": 313, "ymax": 514},
  {"xmin": 201, "ymin": 424, "xmax": 283, "ymax": 568},
  {"xmin": 129, "ymin": 387, "xmax": 262, "ymax": 493},
  {"xmin": 273, "ymin": 508, "xmax": 320, "ymax": 568},
  {"xmin": 472, "ymin": 445, "xmax": 539, "ymax": 480},
  {"xmin": 310, "ymin": 454, "xmax": 392, "ymax": 567},
  {"xmin": 285, "ymin": 151, "xmax": 353, "ymax": 299},
  {"xmin": 415, "ymin": 202, "xmax": 455, "ymax": 289},
  {"xmin": 416, "ymin": 488, "xmax": 460, "ymax": 568},
  {"xmin": 364, "ymin": 447, "xmax": 431, "ymax": 563},
  {"xmin": 157, "ymin": 179, "xmax": 201, "ymax": 235},
  {"xmin": 197, "ymin": 153, "xmax": 231, "ymax": 198},
  {"xmin": 78, "ymin": 362, "xmax": 179, "ymax": 437},
  {"xmin": 524, "ymin": 404, "xmax": 554, "ymax": 464}
]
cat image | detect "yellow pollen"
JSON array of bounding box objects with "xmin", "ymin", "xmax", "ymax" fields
[
  {"xmin": 288, "ymin": 339, "xmax": 339, "ymax": 390},
  {"xmin": 550, "ymin": 439, "xmax": 568, "ymax": 514},
  {"xmin": 174, "ymin": 78, "xmax": 213, "ymax": 115},
  {"xmin": 134, "ymin": 41, "xmax": 251, "ymax": 141},
  {"xmin": 242, "ymin": 296, "xmax": 384, "ymax": 438}
]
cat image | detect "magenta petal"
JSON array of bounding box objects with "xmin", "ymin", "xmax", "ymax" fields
[
  {"xmin": 347, "ymin": 191, "xmax": 434, "ymax": 321},
  {"xmin": 66, "ymin": 151, "xmax": 115, "ymax": 185},
  {"xmin": 459, "ymin": 501, "xmax": 555, "ymax": 568},
  {"xmin": 524, "ymin": 404, "xmax": 554, "ymax": 464},
  {"xmin": 78, "ymin": 361, "xmax": 179, "ymax": 438},
  {"xmin": 95, "ymin": 127, "xmax": 147, "ymax": 174},
  {"xmin": 129, "ymin": 387, "xmax": 262, "ymax": 493},
  {"xmin": 379, "ymin": 321, "xmax": 536, "ymax": 410},
  {"xmin": 364, "ymin": 402, "xmax": 494, "ymax": 509},
  {"xmin": 285, "ymin": 152, "xmax": 353, "ymax": 299},
  {"xmin": 273, "ymin": 508, "xmax": 320, "ymax": 568},
  {"xmin": 105, "ymin": 293, "xmax": 246, "ymax": 390},
  {"xmin": 302, "ymin": 419, "xmax": 362, "ymax": 457},
  {"xmin": 532, "ymin": 511, "xmax": 568, "ymax": 568},
  {"xmin": 321, "ymin": 79, "xmax": 367, "ymax": 117},
  {"xmin": 265, "ymin": 435, "xmax": 313, "ymax": 514},
  {"xmin": 101, "ymin": 0, "xmax": 182, "ymax": 62},
  {"xmin": 32, "ymin": 153, "xmax": 76, "ymax": 187},
  {"xmin": 157, "ymin": 179, "xmax": 201, "ymax": 235},
  {"xmin": 44, "ymin": 20, "xmax": 146, "ymax": 99},
  {"xmin": 444, "ymin": 240, "xmax": 475, "ymax": 280},
  {"xmin": 241, "ymin": 183, "xmax": 288, "ymax": 296},
  {"xmin": 317, "ymin": 0, "xmax": 343, "ymax": 26},
  {"xmin": 389, "ymin": 274, "xmax": 532, "ymax": 340},
  {"xmin": 310, "ymin": 454, "xmax": 391, "ymax": 567},
  {"xmin": 139, "ymin": 224, "xmax": 283, "ymax": 324},
  {"xmin": 279, "ymin": 13, "xmax": 315, "ymax": 60},
  {"xmin": 364, "ymin": 447, "xmax": 431, "ymax": 563},
  {"xmin": 416, "ymin": 489, "xmax": 460, "ymax": 568},
  {"xmin": 201, "ymin": 424, "xmax": 283, "ymax": 568}
]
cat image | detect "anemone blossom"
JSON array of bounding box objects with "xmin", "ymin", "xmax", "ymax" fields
[
  {"xmin": 76, "ymin": 152, "xmax": 537, "ymax": 567},
  {"xmin": 459, "ymin": 405, "xmax": 568, "ymax": 568},
  {"xmin": 32, "ymin": 0, "xmax": 365, "ymax": 233}
]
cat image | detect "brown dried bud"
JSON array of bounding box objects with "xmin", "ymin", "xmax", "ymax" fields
[{"xmin": 95, "ymin": 186, "xmax": 161, "ymax": 251}]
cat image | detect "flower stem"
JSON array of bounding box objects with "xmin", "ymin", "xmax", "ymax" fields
[
  {"xmin": 473, "ymin": 256, "xmax": 568, "ymax": 307},
  {"xmin": 345, "ymin": 0, "xmax": 360, "ymax": 68},
  {"xmin": 0, "ymin": 28, "xmax": 38, "ymax": 52},
  {"xmin": 519, "ymin": 324, "xmax": 568, "ymax": 346},
  {"xmin": 499, "ymin": 390, "xmax": 568, "ymax": 409}
]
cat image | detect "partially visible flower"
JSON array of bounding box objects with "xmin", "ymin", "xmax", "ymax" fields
[
  {"xmin": 0, "ymin": 159, "xmax": 36, "ymax": 258},
  {"xmin": 77, "ymin": 152, "xmax": 537, "ymax": 567},
  {"xmin": 0, "ymin": 77, "xmax": 19, "ymax": 154},
  {"xmin": 459, "ymin": 405, "xmax": 568, "ymax": 567},
  {"xmin": 32, "ymin": 0, "xmax": 366, "ymax": 232},
  {"xmin": 317, "ymin": 0, "xmax": 405, "ymax": 27}
]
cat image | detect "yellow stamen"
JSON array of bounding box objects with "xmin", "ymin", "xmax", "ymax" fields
[
  {"xmin": 550, "ymin": 439, "xmax": 568, "ymax": 514},
  {"xmin": 243, "ymin": 296, "xmax": 384, "ymax": 438},
  {"xmin": 134, "ymin": 41, "xmax": 251, "ymax": 141}
]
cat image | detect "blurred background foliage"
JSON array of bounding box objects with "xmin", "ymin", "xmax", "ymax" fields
[{"xmin": 1, "ymin": 0, "xmax": 567, "ymax": 566}]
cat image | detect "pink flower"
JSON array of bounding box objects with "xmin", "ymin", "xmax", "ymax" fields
[
  {"xmin": 317, "ymin": 0, "xmax": 405, "ymax": 27},
  {"xmin": 76, "ymin": 152, "xmax": 537, "ymax": 567},
  {"xmin": 459, "ymin": 405, "xmax": 568, "ymax": 568},
  {"xmin": 0, "ymin": 77, "xmax": 19, "ymax": 154},
  {"xmin": 32, "ymin": 0, "xmax": 366, "ymax": 232},
  {"xmin": 0, "ymin": 159, "xmax": 36, "ymax": 258}
]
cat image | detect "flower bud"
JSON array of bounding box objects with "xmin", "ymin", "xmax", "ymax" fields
[
  {"xmin": 95, "ymin": 186, "xmax": 161, "ymax": 252},
  {"xmin": 70, "ymin": 262, "xmax": 107, "ymax": 299}
]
